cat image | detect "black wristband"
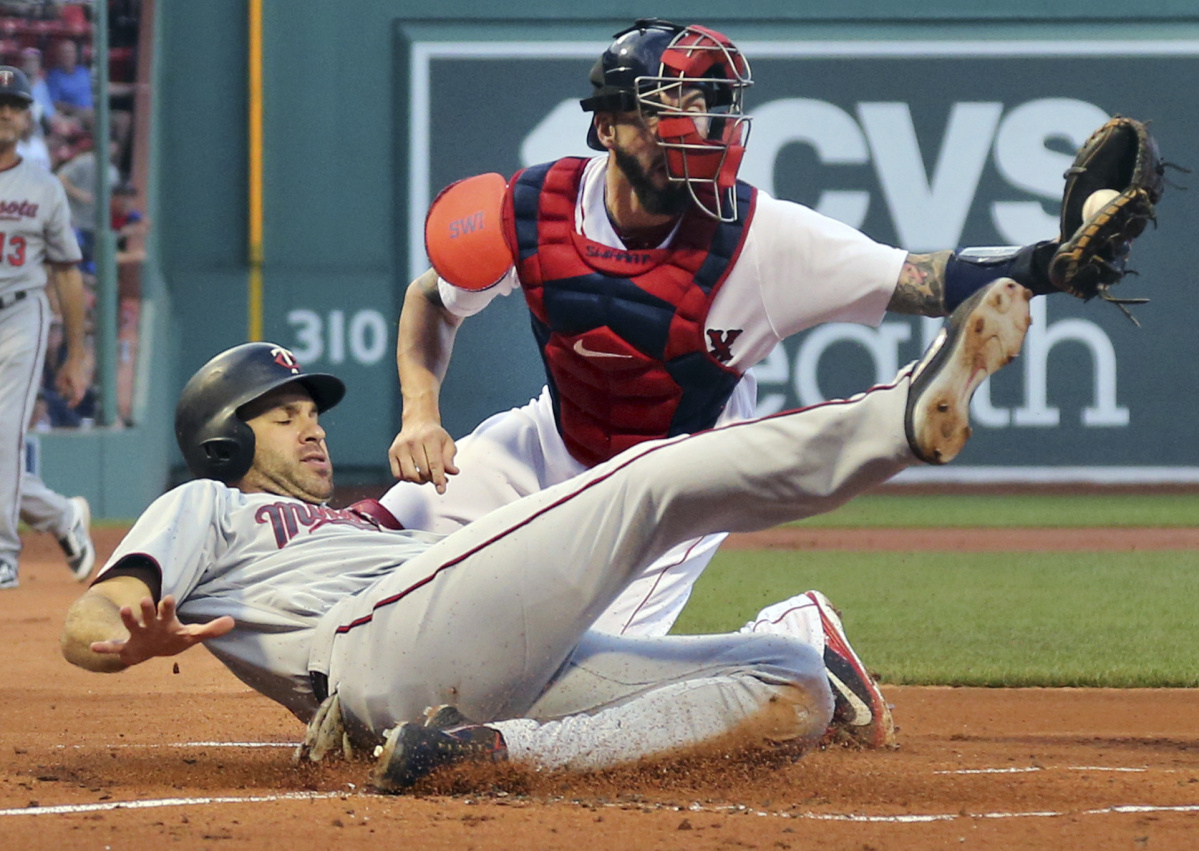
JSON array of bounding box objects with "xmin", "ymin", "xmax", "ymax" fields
[
  {"xmin": 945, "ymin": 240, "xmax": 1058, "ymax": 309},
  {"xmin": 1007, "ymin": 240, "xmax": 1058, "ymax": 295}
]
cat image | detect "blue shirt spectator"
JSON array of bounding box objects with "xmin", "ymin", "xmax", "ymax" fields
[{"xmin": 45, "ymin": 39, "xmax": 92, "ymax": 112}]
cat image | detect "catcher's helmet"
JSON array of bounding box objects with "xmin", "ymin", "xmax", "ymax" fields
[
  {"xmin": 0, "ymin": 66, "xmax": 33, "ymax": 104},
  {"xmin": 579, "ymin": 19, "xmax": 752, "ymax": 221},
  {"xmin": 174, "ymin": 342, "xmax": 345, "ymax": 483}
]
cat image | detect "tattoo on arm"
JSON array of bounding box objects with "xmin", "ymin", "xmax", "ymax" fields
[{"xmin": 887, "ymin": 251, "xmax": 952, "ymax": 317}]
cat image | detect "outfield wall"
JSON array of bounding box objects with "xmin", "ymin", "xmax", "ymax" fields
[{"xmin": 39, "ymin": 2, "xmax": 1199, "ymax": 519}]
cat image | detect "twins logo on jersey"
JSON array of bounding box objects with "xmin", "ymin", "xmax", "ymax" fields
[{"xmin": 255, "ymin": 501, "xmax": 381, "ymax": 548}]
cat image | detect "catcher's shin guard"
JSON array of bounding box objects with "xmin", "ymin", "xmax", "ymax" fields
[{"xmin": 905, "ymin": 278, "xmax": 1032, "ymax": 465}]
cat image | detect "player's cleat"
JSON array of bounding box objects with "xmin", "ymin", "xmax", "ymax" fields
[
  {"xmin": 294, "ymin": 692, "xmax": 358, "ymax": 764},
  {"xmin": 58, "ymin": 496, "xmax": 95, "ymax": 582},
  {"xmin": 808, "ymin": 590, "xmax": 896, "ymax": 749},
  {"xmin": 0, "ymin": 560, "xmax": 17, "ymax": 590},
  {"xmin": 369, "ymin": 720, "xmax": 508, "ymax": 793},
  {"xmin": 905, "ymin": 278, "xmax": 1032, "ymax": 465},
  {"xmin": 422, "ymin": 703, "xmax": 471, "ymax": 729}
]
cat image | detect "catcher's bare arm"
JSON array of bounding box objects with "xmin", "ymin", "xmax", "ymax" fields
[
  {"xmin": 387, "ymin": 268, "xmax": 464, "ymax": 493},
  {"xmin": 888, "ymin": 246, "xmax": 1054, "ymax": 316},
  {"xmin": 886, "ymin": 251, "xmax": 952, "ymax": 316}
]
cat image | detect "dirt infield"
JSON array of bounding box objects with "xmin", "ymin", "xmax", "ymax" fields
[{"xmin": 5, "ymin": 527, "xmax": 1199, "ymax": 850}]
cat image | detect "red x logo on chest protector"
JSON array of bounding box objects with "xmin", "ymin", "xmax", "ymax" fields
[{"xmin": 706, "ymin": 329, "xmax": 743, "ymax": 363}]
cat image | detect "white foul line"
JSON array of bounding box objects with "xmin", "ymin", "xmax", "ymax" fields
[
  {"xmin": 936, "ymin": 765, "xmax": 1150, "ymax": 775},
  {"xmin": 53, "ymin": 741, "xmax": 297, "ymax": 750},
  {"xmin": 0, "ymin": 791, "xmax": 344, "ymax": 817},
  {"xmin": 3, "ymin": 759, "xmax": 1193, "ymax": 824},
  {"xmin": 5, "ymin": 792, "xmax": 1199, "ymax": 823},
  {"xmin": 794, "ymin": 804, "xmax": 1199, "ymax": 824}
]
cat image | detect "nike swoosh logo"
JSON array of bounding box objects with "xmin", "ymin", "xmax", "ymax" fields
[
  {"xmin": 826, "ymin": 670, "xmax": 873, "ymax": 725},
  {"xmin": 573, "ymin": 340, "xmax": 634, "ymax": 359}
]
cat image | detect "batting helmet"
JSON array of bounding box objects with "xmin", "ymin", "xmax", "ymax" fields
[
  {"xmin": 174, "ymin": 342, "xmax": 345, "ymax": 483},
  {"xmin": 579, "ymin": 19, "xmax": 752, "ymax": 221},
  {"xmin": 0, "ymin": 66, "xmax": 33, "ymax": 104}
]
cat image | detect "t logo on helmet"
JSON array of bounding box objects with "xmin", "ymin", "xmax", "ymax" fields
[
  {"xmin": 270, "ymin": 346, "xmax": 302, "ymax": 373},
  {"xmin": 0, "ymin": 71, "xmax": 12, "ymax": 88}
]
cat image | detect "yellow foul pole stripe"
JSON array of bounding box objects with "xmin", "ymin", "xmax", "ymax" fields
[{"xmin": 248, "ymin": 0, "xmax": 264, "ymax": 341}]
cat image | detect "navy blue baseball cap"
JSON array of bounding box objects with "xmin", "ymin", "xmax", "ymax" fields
[{"xmin": 0, "ymin": 66, "xmax": 33, "ymax": 104}]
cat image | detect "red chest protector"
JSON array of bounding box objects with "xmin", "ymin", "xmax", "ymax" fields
[{"xmin": 504, "ymin": 158, "xmax": 756, "ymax": 467}]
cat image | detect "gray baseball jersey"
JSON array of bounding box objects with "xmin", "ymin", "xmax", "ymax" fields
[
  {"xmin": 0, "ymin": 157, "xmax": 79, "ymax": 297},
  {"xmin": 98, "ymin": 481, "xmax": 436, "ymax": 718}
]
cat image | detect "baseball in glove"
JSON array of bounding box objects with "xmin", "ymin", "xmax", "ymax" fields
[{"xmin": 1048, "ymin": 116, "xmax": 1166, "ymax": 318}]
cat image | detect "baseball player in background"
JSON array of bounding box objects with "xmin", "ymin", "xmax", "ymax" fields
[
  {"xmin": 0, "ymin": 65, "xmax": 90, "ymax": 589},
  {"xmin": 381, "ymin": 19, "xmax": 1069, "ymax": 745},
  {"xmin": 60, "ymin": 291, "xmax": 1029, "ymax": 789}
]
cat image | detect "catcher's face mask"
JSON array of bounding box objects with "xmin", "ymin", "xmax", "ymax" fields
[{"xmin": 581, "ymin": 20, "xmax": 753, "ymax": 222}]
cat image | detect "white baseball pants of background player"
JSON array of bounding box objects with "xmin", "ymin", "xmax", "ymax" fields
[
  {"xmin": 319, "ymin": 372, "xmax": 913, "ymax": 770},
  {"xmin": 0, "ymin": 289, "xmax": 50, "ymax": 584},
  {"xmin": 380, "ymin": 375, "xmax": 762, "ymax": 637},
  {"xmin": 20, "ymin": 466, "xmax": 75, "ymax": 538}
]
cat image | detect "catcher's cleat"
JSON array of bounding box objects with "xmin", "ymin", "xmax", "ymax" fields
[
  {"xmin": 294, "ymin": 692, "xmax": 359, "ymax": 764},
  {"xmin": 905, "ymin": 278, "xmax": 1031, "ymax": 465},
  {"xmin": 370, "ymin": 721, "xmax": 508, "ymax": 793},
  {"xmin": 808, "ymin": 591, "xmax": 896, "ymax": 749},
  {"xmin": 59, "ymin": 496, "xmax": 96, "ymax": 582}
]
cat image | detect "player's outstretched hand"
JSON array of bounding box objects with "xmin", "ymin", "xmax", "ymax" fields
[
  {"xmin": 90, "ymin": 595, "xmax": 235, "ymax": 668},
  {"xmin": 388, "ymin": 421, "xmax": 460, "ymax": 494}
]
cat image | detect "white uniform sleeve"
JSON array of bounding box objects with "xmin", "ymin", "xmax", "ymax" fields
[
  {"xmin": 97, "ymin": 480, "xmax": 228, "ymax": 603},
  {"xmin": 43, "ymin": 177, "xmax": 81, "ymax": 263},
  {"xmin": 730, "ymin": 192, "xmax": 906, "ymax": 336},
  {"xmin": 436, "ymin": 266, "xmax": 519, "ymax": 318}
]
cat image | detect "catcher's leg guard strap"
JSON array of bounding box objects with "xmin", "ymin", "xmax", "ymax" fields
[{"xmin": 946, "ymin": 239, "xmax": 1056, "ymax": 308}]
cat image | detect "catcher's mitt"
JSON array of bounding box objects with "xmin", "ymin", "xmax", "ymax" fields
[{"xmin": 1048, "ymin": 116, "xmax": 1165, "ymax": 311}]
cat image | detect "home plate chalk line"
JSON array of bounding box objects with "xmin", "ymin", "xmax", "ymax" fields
[{"xmin": 4, "ymin": 748, "xmax": 1197, "ymax": 823}]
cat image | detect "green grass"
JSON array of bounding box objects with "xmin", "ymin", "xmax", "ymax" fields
[
  {"xmin": 786, "ymin": 493, "xmax": 1199, "ymax": 528},
  {"xmin": 673, "ymin": 527, "xmax": 1199, "ymax": 688}
]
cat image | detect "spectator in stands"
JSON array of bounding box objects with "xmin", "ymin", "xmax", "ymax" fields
[
  {"xmin": 57, "ymin": 139, "xmax": 120, "ymax": 268},
  {"xmin": 19, "ymin": 48, "xmax": 56, "ymax": 136},
  {"xmin": 45, "ymin": 38, "xmax": 93, "ymax": 131},
  {"xmin": 16, "ymin": 101, "xmax": 51, "ymax": 171}
]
